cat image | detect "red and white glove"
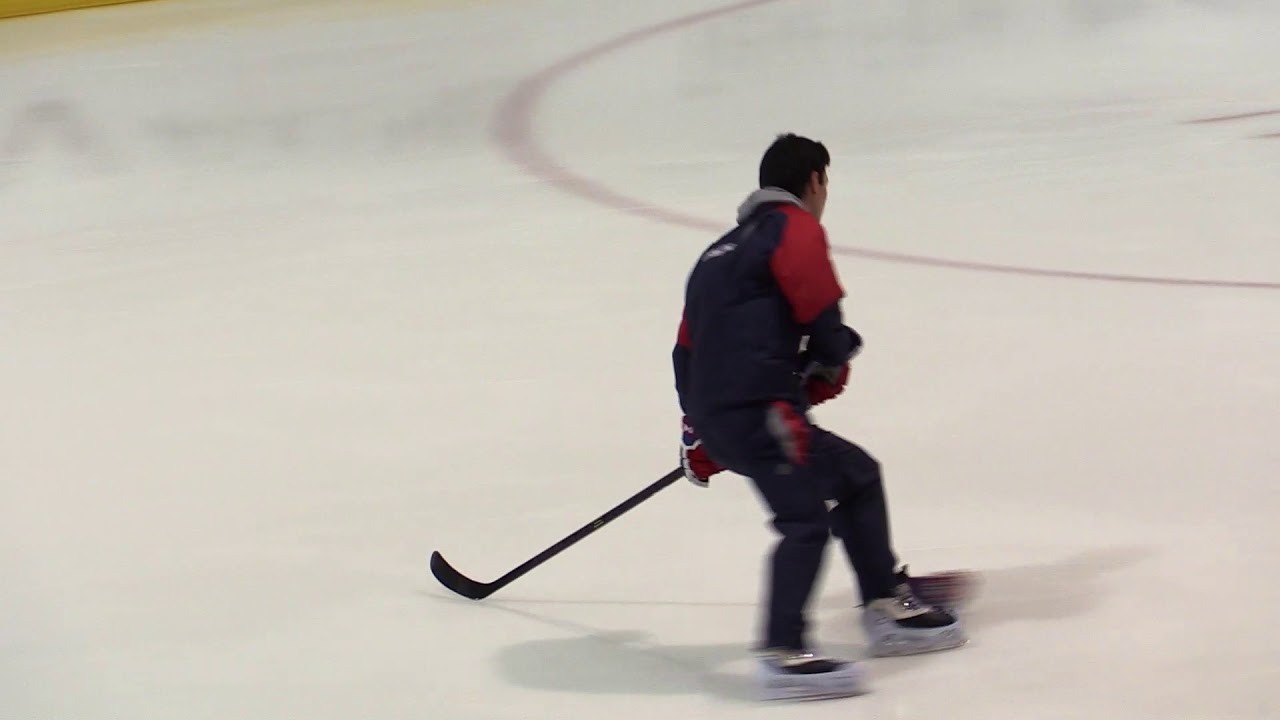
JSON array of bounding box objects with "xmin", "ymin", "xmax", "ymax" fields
[
  {"xmin": 680, "ymin": 416, "xmax": 723, "ymax": 488},
  {"xmin": 804, "ymin": 362, "xmax": 849, "ymax": 407}
]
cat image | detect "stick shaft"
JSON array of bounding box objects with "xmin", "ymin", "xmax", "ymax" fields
[{"xmin": 432, "ymin": 467, "xmax": 683, "ymax": 599}]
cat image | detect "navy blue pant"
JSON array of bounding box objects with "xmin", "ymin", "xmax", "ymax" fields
[{"xmin": 696, "ymin": 404, "xmax": 900, "ymax": 651}]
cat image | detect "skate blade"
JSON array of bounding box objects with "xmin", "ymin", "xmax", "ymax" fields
[
  {"xmin": 755, "ymin": 666, "xmax": 868, "ymax": 702},
  {"xmin": 758, "ymin": 685, "xmax": 867, "ymax": 702},
  {"xmin": 869, "ymin": 627, "xmax": 969, "ymax": 658}
]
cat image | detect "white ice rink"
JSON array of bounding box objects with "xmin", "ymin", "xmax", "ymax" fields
[{"xmin": 2, "ymin": 0, "xmax": 1278, "ymax": 717}]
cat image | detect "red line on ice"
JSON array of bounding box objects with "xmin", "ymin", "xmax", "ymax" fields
[{"xmin": 491, "ymin": 0, "xmax": 1280, "ymax": 290}]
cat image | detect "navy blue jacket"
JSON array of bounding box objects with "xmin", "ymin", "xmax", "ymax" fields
[{"xmin": 673, "ymin": 188, "xmax": 862, "ymax": 430}]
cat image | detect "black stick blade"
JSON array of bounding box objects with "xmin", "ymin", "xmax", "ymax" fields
[{"xmin": 430, "ymin": 551, "xmax": 492, "ymax": 600}]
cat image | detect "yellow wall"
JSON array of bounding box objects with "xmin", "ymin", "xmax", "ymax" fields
[{"xmin": 0, "ymin": 0, "xmax": 150, "ymax": 20}]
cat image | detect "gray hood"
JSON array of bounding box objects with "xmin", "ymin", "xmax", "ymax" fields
[{"xmin": 736, "ymin": 187, "xmax": 806, "ymax": 224}]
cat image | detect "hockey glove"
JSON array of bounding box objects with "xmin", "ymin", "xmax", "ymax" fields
[
  {"xmin": 804, "ymin": 362, "xmax": 850, "ymax": 407},
  {"xmin": 680, "ymin": 417, "xmax": 723, "ymax": 488}
]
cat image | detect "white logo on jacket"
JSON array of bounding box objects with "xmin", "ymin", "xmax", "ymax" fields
[{"xmin": 701, "ymin": 243, "xmax": 737, "ymax": 262}]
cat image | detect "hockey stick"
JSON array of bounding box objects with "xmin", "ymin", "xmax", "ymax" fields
[{"xmin": 430, "ymin": 467, "xmax": 684, "ymax": 600}]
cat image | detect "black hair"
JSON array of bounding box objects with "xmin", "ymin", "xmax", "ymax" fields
[{"xmin": 758, "ymin": 133, "xmax": 830, "ymax": 198}]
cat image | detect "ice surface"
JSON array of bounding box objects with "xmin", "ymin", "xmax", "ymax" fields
[{"xmin": 2, "ymin": 1, "xmax": 1278, "ymax": 718}]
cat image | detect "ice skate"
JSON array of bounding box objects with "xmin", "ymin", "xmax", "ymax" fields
[
  {"xmin": 753, "ymin": 648, "xmax": 868, "ymax": 701},
  {"xmin": 862, "ymin": 580, "xmax": 968, "ymax": 657}
]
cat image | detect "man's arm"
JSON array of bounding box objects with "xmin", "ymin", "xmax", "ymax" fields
[{"xmin": 768, "ymin": 209, "xmax": 862, "ymax": 367}]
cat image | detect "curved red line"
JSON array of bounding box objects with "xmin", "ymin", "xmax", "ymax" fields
[{"xmin": 491, "ymin": 0, "xmax": 1279, "ymax": 290}]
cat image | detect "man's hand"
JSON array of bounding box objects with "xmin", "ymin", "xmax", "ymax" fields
[{"xmin": 680, "ymin": 417, "xmax": 724, "ymax": 488}]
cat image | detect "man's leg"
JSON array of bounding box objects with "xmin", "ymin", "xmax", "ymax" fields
[
  {"xmin": 808, "ymin": 427, "xmax": 968, "ymax": 656},
  {"xmin": 701, "ymin": 410, "xmax": 866, "ymax": 700},
  {"xmin": 741, "ymin": 461, "xmax": 832, "ymax": 652},
  {"xmin": 806, "ymin": 430, "xmax": 899, "ymax": 604}
]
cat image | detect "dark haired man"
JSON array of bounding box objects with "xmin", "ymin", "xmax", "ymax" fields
[{"xmin": 673, "ymin": 134, "xmax": 968, "ymax": 701}]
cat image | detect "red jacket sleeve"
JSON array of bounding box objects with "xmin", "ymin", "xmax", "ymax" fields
[{"xmin": 768, "ymin": 207, "xmax": 844, "ymax": 324}]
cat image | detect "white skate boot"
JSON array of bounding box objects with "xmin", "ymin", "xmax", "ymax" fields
[
  {"xmin": 862, "ymin": 579, "xmax": 968, "ymax": 657},
  {"xmin": 753, "ymin": 648, "xmax": 867, "ymax": 701}
]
